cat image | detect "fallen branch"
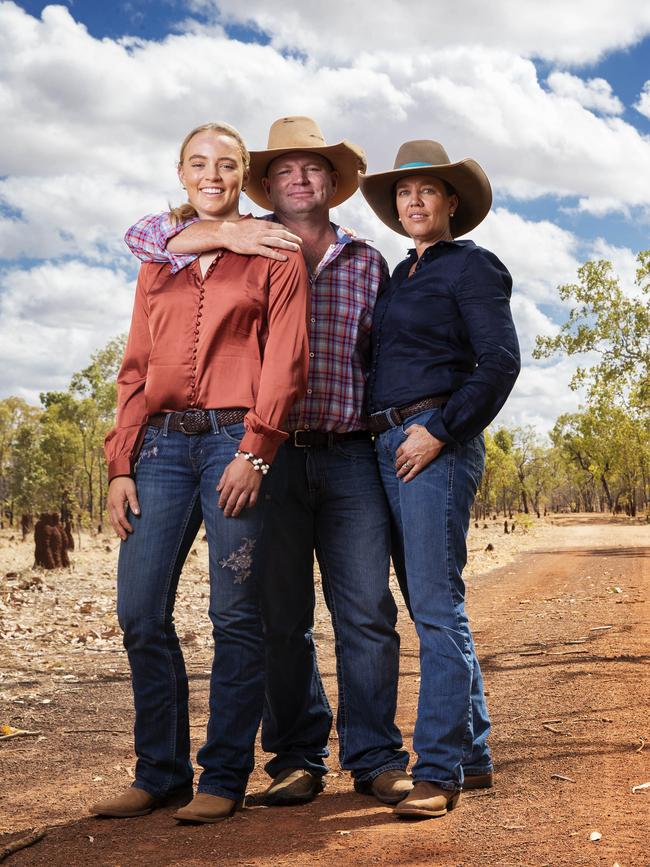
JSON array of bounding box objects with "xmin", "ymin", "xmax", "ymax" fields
[
  {"xmin": 83, "ymin": 648, "xmax": 124, "ymax": 653},
  {"xmin": 0, "ymin": 730, "xmax": 42, "ymax": 742},
  {"xmin": 550, "ymin": 774, "xmax": 576, "ymax": 782},
  {"xmin": 62, "ymin": 729, "xmax": 128, "ymax": 735},
  {"xmin": 635, "ymin": 738, "xmax": 646, "ymax": 753},
  {"xmin": 542, "ymin": 724, "xmax": 564, "ymax": 734},
  {"xmin": 0, "ymin": 828, "xmax": 47, "ymax": 862},
  {"xmin": 547, "ymin": 649, "xmax": 589, "ymax": 656}
]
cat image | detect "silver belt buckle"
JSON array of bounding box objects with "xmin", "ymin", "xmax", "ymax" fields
[
  {"xmin": 370, "ymin": 408, "xmax": 399, "ymax": 430},
  {"xmin": 179, "ymin": 409, "xmax": 208, "ymax": 434},
  {"xmin": 292, "ymin": 430, "xmax": 309, "ymax": 447}
]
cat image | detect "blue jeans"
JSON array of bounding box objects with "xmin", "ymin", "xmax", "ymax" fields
[
  {"xmin": 261, "ymin": 439, "xmax": 408, "ymax": 781},
  {"xmin": 376, "ymin": 409, "xmax": 492, "ymax": 790},
  {"xmin": 117, "ymin": 418, "xmax": 267, "ymax": 801}
]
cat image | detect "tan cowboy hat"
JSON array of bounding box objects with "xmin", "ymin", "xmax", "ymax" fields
[
  {"xmin": 359, "ymin": 140, "xmax": 492, "ymax": 238},
  {"xmin": 246, "ymin": 116, "xmax": 367, "ymax": 208}
]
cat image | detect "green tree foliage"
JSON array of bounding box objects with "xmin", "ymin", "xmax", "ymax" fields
[
  {"xmin": 476, "ymin": 252, "xmax": 649, "ymax": 517},
  {"xmin": 8, "ymin": 413, "xmax": 45, "ymax": 517},
  {"xmin": 552, "ymin": 397, "xmax": 650, "ymax": 515},
  {"xmin": 69, "ymin": 335, "xmax": 125, "ymax": 419},
  {"xmin": 533, "ymin": 253, "xmax": 650, "ymax": 411},
  {"xmin": 0, "ymin": 398, "xmax": 41, "ymax": 526},
  {"xmin": 534, "ymin": 251, "xmax": 650, "ymax": 514},
  {"xmin": 478, "ymin": 429, "xmax": 518, "ymax": 517},
  {"xmin": 2, "ymin": 335, "xmax": 126, "ymax": 528}
]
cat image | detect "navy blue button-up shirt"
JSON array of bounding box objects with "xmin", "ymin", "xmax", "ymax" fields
[{"xmin": 368, "ymin": 240, "xmax": 520, "ymax": 444}]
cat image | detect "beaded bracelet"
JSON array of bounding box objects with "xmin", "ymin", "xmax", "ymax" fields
[{"xmin": 235, "ymin": 450, "xmax": 270, "ymax": 475}]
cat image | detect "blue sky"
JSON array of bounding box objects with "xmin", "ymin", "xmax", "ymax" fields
[
  {"xmin": 1, "ymin": 0, "xmax": 649, "ymax": 433},
  {"xmin": 16, "ymin": 0, "xmax": 270, "ymax": 43}
]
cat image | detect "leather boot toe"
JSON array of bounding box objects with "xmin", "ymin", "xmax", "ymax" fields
[
  {"xmin": 173, "ymin": 793, "xmax": 241, "ymax": 824},
  {"xmin": 91, "ymin": 787, "xmax": 159, "ymax": 818},
  {"xmin": 393, "ymin": 781, "xmax": 461, "ymax": 819},
  {"xmin": 260, "ymin": 768, "xmax": 324, "ymax": 806},
  {"xmin": 355, "ymin": 769, "xmax": 413, "ymax": 804}
]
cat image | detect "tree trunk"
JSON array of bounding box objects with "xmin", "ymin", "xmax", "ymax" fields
[
  {"xmin": 520, "ymin": 486, "xmax": 529, "ymax": 514},
  {"xmin": 600, "ymin": 473, "xmax": 614, "ymax": 511}
]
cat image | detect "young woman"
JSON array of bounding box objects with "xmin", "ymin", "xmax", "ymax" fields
[{"xmin": 94, "ymin": 123, "xmax": 309, "ymax": 824}]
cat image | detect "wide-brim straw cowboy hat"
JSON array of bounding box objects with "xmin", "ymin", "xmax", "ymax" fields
[
  {"xmin": 246, "ymin": 116, "xmax": 367, "ymax": 208},
  {"xmin": 359, "ymin": 140, "xmax": 492, "ymax": 238}
]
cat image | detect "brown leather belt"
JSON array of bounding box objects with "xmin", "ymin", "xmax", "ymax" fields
[
  {"xmin": 367, "ymin": 396, "xmax": 450, "ymax": 434},
  {"xmin": 148, "ymin": 408, "xmax": 247, "ymax": 435},
  {"xmin": 288, "ymin": 429, "xmax": 372, "ymax": 448}
]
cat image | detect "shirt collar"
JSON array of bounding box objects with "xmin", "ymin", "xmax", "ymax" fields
[
  {"xmin": 334, "ymin": 224, "xmax": 371, "ymax": 246},
  {"xmin": 406, "ymin": 238, "xmax": 473, "ymax": 258},
  {"xmin": 265, "ymin": 213, "xmax": 370, "ymax": 246}
]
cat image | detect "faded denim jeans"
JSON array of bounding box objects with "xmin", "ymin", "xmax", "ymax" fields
[
  {"xmin": 117, "ymin": 418, "xmax": 267, "ymax": 801},
  {"xmin": 376, "ymin": 409, "xmax": 492, "ymax": 790},
  {"xmin": 260, "ymin": 439, "xmax": 408, "ymax": 782}
]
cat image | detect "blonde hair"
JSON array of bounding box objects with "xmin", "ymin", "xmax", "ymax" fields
[{"xmin": 170, "ymin": 122, "xmax": 250, "ymax": 225}]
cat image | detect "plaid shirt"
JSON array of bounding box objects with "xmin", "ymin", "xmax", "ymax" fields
[{"xmin": 124, "ymin": 213, "xmax": 388, "ymax": 431}]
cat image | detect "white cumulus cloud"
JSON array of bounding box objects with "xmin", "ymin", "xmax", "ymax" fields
[
  {"xmin": 0, "ymin": 260, "xmax": 134, "ymax": 400},
  {"xmin": 634, "ymin": 80, "xmax": 650, "ymax": 118},
  {"xmin": 0, "ymin": 0, "xmax": 647, "ymax": 433},
  {"xmin": 547, "ymin": 71, "xmax": 624, "ymax": 114},
  {"xmin": 200, "ymin": 0, "xmax": 650, "ymax": 66},
  {"xmin": 500, "ymin": 359, "xmax": 583, "ymax": 434}
]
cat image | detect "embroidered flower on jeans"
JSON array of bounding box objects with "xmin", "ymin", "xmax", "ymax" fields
[{"xmin": 219, "ymin": 537, "xmax": 256, "ymax": 584}]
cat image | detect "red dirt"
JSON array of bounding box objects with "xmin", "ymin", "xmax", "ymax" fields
[{"xmin": 1, "ymin": 515, "xmax": 648, "ymax": 866}]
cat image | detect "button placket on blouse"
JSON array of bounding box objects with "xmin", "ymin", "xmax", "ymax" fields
[
  {"xmin": 189, "ymin": 266, "xmax": 204, "ymax": 406},
  {"xmin": 368, "ymin": 266, "xmax": 404, "ymax": 412},
  {"xmin": 189, "ymin": 252, "xmax": 222, "ymax": 405}
]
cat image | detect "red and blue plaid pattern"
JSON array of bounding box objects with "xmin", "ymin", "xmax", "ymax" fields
[
  {"xmin": 124, "ymin": 214, "xmax": 388, "ymax": 432},
  {"xmin": 124, "ymin": 213, "xmax": 201, "ymax": 275}
]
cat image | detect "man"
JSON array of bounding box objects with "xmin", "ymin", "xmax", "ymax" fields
[{"xmin": 125, "ymin": 117, "xmax": 412, "ymax": 806}]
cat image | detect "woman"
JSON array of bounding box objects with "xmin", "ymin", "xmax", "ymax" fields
[
  {"xmin": 360, "ymin": 141, "xmax": 520, "ymax": 819},
  {"xmin": 94, "ymin": 123, "xmax": 309, "ymax": 823}
]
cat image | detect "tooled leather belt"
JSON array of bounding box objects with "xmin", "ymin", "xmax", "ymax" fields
[{"xmin": 367, "ymin": 396, "xmax": 451, "ymax": 434}]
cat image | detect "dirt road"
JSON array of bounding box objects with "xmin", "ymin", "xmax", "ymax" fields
[{"xmin": 1, "ymin": 515, "xmax": 648, "ymax": 866}]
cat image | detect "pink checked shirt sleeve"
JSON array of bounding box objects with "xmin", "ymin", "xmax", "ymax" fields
[{"xmin": 124, "ymin": 213, "xmax": 199, "ymax": 273}]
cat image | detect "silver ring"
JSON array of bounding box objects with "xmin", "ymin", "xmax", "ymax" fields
[{"xmin": 404, "ymin": 461, "xmax": 412, "ymax": 469}]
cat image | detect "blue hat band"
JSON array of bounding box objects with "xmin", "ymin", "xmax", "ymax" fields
[{"xmin": 397, "ymin": 161, "xmax": 434, "ymax": 169}]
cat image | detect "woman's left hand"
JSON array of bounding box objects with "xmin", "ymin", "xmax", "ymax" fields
[
  {"xmin": 217, "ymin": 456, "xmax": 264, "ymax": 517},
  {"xmin": 395, "ymin": 424, "xmax": 446, "ymax": 482}
]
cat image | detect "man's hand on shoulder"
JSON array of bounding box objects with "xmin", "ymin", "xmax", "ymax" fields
[{"xmin": 218, "ymin": 219, "xmax": 302, "ymax": 261}]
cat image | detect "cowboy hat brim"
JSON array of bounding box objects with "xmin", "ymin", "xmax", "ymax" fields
[
  {"xmin": 246, "ymin": 141, "xmax": 366, "ymax": 208},
  {"xmin": 359, "ymin": 159, "xmax": 492, "ymax": 238}
]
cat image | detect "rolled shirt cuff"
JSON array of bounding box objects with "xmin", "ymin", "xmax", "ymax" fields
[
  {"xmin": 108, "ymin": 456, "xmax": 135, "ymax": 482},
  {"xmin": 424, "ymin": 411, "xmax": 459, "ymax": 445},
  {"xmin": 239, "ymin": 410, "xmax": 289, "ymax": 464}
]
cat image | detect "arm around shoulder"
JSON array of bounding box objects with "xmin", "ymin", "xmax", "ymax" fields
[{"xmin": 124, "ymin": 212, "xmax": 199, "ymax": 263}]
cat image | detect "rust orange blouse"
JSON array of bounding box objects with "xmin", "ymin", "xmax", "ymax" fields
[{"xmin": 104, "ymin": 247, "xmax": 310, "ymax": 481}]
